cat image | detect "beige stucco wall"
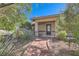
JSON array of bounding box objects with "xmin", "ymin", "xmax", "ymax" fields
[
  {"xmin": 38, "ymin": 21, "xmax": 55, "ymax": 31},
  {"xmin": 38, "ymin": 21, "xmax": 55, "ymax": 37}
]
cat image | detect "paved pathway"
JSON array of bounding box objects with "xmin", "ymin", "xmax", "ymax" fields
[{"xmin": 14, "ymin": 38, "xmax": 79, "ymax": 56}]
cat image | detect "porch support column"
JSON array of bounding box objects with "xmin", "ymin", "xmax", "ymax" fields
[{"xmin": 35, "ymin": 22, "xmax": 38, "ymax": 36}]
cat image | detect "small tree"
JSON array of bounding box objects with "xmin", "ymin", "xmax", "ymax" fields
[{"xmin": 0, "ymin": 3, "xmax": 32, "ymax": 31}]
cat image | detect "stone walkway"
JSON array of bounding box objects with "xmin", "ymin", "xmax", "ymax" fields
[{"xmin": 14, "ymin": 38, "xmax": 79, "ymax": 56}]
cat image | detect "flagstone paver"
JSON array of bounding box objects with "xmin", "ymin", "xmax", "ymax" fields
[{"xmin": 14, "ymin": 38, "xmax": 79, "ymax": 56}]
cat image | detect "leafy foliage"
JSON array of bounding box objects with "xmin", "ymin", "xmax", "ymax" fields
[
  {"xmin": 13, "ymin": 28, "xmax": 34, "ymax": 42},
  {"xmin": 20, "ymin": 21, "xmax": 32, "ymax": 30},
  {"xmin": 0, "ymin": 3, "xmax": 32, "ymax": 31},
  {"xmin": 56, "ymin": 4, "xmax": 79, "ymax": 41},
  {"xmin": 64, "ymin": 4, "xmax": 79, "ymax": 40},
  {"xmin": 57, "ymin": 31, "xmax": 67, "ymax": 40},
  {"xmin": 0, "ymin": 3, "xmax": 32, "ymax": 56}
]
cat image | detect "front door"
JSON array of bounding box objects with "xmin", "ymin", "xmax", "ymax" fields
[{"xmin": 46, "ymin": 24, "xmax": 51, "ymax": 35}]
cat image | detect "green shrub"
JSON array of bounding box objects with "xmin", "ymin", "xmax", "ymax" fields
[
  {"xmin": 13, "ymin": 28, "xmax": 34, "ymax": 42},
  {"xmin": 57, "ymin": 31, "xmax": 67, "ymax": 40},
  {"xmin": 67, "ymin": 32, "xmax": 79, "ymax": 44},
  {"xmin": 20, "ymin": 29, "xmax": 34, "ymax": 41}
]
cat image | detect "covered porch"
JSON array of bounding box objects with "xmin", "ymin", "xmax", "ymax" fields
[{"xmin": 32, "ymin": 16, "xmax": 57, "ymax": 38}]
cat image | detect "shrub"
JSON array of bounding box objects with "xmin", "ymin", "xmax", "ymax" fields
[
  {"xmin": 20, "ymin": 29, "xmax": 34, "ymax": 41},
  {"xmin": 73, "ymin": 32, "xmax": 79, "ymax": 41},
  {"xmin": 13, "ymin": 28, "xmax": 34, "ymax": 42},
  {"xmin": 57, "ymin": 31, "xmax": 67, "ymax": 40}
]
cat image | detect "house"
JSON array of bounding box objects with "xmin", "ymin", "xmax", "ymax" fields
[{"xmin": 32, "ymin": 15, "xmax": 57, "ymax": 38}]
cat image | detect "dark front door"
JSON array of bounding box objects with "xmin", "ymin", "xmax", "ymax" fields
[{"xmin": 46, "ymin": 24, "xmax": 51, "ymax": 35}]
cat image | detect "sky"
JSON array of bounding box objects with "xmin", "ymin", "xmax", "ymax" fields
[{"xmin": 27, "ymin": 3, "xmax": 67, "ymax": 21}]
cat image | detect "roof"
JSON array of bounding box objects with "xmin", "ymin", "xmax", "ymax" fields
[
  {"xmin": 32, "ymin": 13, "xmax": 65, "ymax": 21},
  {"xmin": 32, "ymin": 15, "xmax": 57, "ymax": 21}
]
